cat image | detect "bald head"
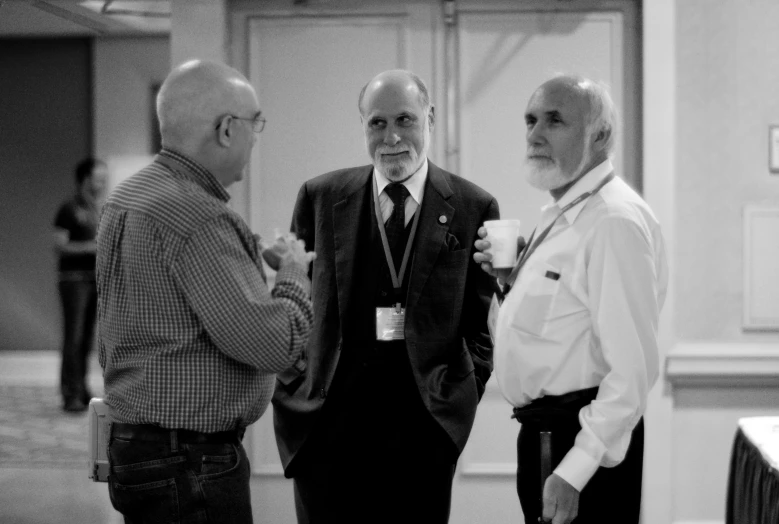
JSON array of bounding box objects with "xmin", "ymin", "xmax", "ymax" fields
[
  {"xmin": 154, "ymin": 60, "xmax": 261, "ymax": 187},
  {"xmin": 359, "ymin": 69, "xmax": 434, "ymax": 182},
  {"xmin": 524, "ymin": 74, "xmax": 617, "ymax": 198},
  {"xmin": 156, "ymin": 60, "xmax": 258, "ymax": 151},
  {"xmin": 535, "ymin": 74, "xmax": 617, "ymax": 156},
  {"xmin": 358, "ymin": 69, "xmax": 431, "ymax": 117}
]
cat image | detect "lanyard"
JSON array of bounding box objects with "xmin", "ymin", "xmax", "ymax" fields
[
  {"xmin": 505, "ymin": 172, "xmax": 615, "ymax": 288},
  {"xmin": 373, "ymin": 176, "xmax": 422, "ymax": 305}
]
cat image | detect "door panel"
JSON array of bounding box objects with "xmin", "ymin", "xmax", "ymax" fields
[
  {"xmin": 247, "ymin": 6, "xmax": 435, "ymax": 241},
  {"xmin": 458, "ymin": 11, "xmax": 624, "ymax": 240}
]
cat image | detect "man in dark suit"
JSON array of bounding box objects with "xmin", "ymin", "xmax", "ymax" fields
[{"xmin": 272, "ymin": 69, "xmax": 500, "ymax": 523}]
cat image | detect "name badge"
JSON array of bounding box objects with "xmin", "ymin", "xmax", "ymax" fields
[
  {"xmin": 376, "ymin": 307, "xmax": 405, "ymax": 341},
  {"xmin": 487, "ymin": 294, "xmax": 500, "ymax": 344}
]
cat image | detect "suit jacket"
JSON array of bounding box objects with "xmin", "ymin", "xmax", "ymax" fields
[{"xmin": 272, "ymin": 160, "xmax": 500, "ymax": 475}]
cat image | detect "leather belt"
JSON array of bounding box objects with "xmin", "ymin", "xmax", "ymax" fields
[
  {"xmin": 512, "ymin": 386, "xmax": 599, "ymax": 430},
  {"xmin": 111, "ymin": 422, "xmax": 245, "ymax": 444},
  {"xmin": 511, "ymin": 386, "xmax": 599, "ymax": 520}
]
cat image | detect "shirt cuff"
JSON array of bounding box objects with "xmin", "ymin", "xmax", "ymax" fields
[
  {"xmin": 275, "ymin": 262, "xmax": 310, "ymax": 293},
  {"xmin": 553, "ymin": 445, "xmax": 601, "ymax": 492}
]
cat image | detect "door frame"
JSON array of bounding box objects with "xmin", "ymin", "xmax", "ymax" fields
[{"xmin": 227, "ymin": 3, "xmax": 662, "ymax": 524}]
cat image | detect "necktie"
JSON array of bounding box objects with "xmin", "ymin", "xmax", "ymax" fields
[{"xmin": 383, "ymin": 182, "xmax": 410, "ymax": 267}]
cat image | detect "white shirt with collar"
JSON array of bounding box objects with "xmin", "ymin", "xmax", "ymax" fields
[
  {"xmin": 494, "ymin": 158, "xmax": 669, "ymax": 491},
  {"xmin": 374, "ymin": 158, "xmax": 428, "ymax": 225}
]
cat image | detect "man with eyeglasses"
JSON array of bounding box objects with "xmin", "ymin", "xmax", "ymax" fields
[{"xmin": 96, "ymin": 59, "xmax": 314, "ymax": 523}]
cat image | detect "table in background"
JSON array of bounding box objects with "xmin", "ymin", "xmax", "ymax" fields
[{"xmin": 726, "ymin": 417, "xmax": 779, "ymax": 524}]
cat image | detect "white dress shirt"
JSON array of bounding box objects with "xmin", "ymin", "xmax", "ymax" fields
[
  {"xmin": 494, "ymin": 159, "xmax": 668, "ymax": 491},
  {"xmin": 374, "ymin": 158, "xmax": 428, "ymax": 225}
]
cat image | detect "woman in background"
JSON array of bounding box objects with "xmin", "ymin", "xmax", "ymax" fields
[{"xmin": 53, "ymin": 158, "xmax": 107, "ymax": 412}]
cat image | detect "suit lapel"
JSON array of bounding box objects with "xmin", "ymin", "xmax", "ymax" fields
[
  {"xmin": 406, "ymin": 162, "xmax": 454, "ymax": 314},
  {"xmin": 333, "ymin": 166, "xmax": 373, "ymax": 329}
]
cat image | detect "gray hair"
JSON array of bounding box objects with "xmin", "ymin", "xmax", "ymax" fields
[
  {"xmin": 357, "ymin": 70, "xmax": 431, "ymax": 115},
  {"xmin": 574, "ymin": 77, "xmax": 618, "ymax": 157}
]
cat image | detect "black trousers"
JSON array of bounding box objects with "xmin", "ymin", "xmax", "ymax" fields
[
  {"xmin": 517, "ymin": 418, "xmax": 644, "ymax": 524},
  {"xmin": 292, "ymin": 341, "xmax": 457, "ymax": 524},
  {"xmin": 293, "ymin": 452, "xmax": 455, "ymax": 524}
]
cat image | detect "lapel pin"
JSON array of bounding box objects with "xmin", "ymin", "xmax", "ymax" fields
[{"xmin": 438, "ymin": 215, "xmax": 447, "ymax": 224}]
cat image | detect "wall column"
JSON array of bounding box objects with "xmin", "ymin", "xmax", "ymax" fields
[
  {"xmin": 642, "ymin": 0, "xmax": 676, "ymax": 523},
  {"xmin": 170, "ymin": 0, "xmax": 228, "ymax": 67},
  {"xmin": 168, "ymin": 0, "xmax": 250, "ymax": 220}
]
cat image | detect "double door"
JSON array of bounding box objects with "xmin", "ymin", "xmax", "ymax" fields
[{"xmin": 235, "ymin": 1, "xmax": 636, "ymax": 521}]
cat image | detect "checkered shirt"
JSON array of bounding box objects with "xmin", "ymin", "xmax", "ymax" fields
[{"xmin": 96, "ymin": 149, "xmax": 312, "ymax": 432}]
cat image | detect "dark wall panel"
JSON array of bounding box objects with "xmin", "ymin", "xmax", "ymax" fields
[{"xmin": 0, "ymin": 38, "xmax": 92, "ymax": 351}]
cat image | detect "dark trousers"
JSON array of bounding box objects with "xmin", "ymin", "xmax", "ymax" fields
[
  {"xmin": 293, "ymin": 452, "xmax": 456, "ymax": 524},
  {"xmin": 107, "ymin": 424, "xmax": 252, "ymax": 524},
  {"xmin": 292, "ymin": 341, "xmax": 458, "ymax": 524},
  {"xmin": 517, "ymin": 418, "xmax": 644, "ymax": 524},
  {"xmin": 58, "ymin": 278, "xmax": 97, "ymax": 404}
]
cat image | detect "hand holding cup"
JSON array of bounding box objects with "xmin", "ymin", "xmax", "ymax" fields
[
  {"xmin": 473, "ymin": 219, "xmax": 524, "ymax": 281},
  {"xmin": 259, "ymin": 230, "xmax": 316, "ymax": 271}
]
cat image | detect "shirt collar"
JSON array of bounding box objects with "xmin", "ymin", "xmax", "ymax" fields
[
  {"xmin": 374, "ymin": 157, "xmax": 428, "ymax": 205},
  {"xmin": 541, "ymin": 158, "xmax": 614, "ymax": 225},
  {"xmin": 158, "ymin": 148, "xmax": 231, "ymax": 203}
]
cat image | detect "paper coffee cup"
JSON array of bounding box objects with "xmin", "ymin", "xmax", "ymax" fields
[{"xmin": 483, "ymin": 219, "xmax": 521, "ymax": 268}]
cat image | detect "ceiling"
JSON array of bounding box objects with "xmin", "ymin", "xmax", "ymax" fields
[{"xmin": 0, "ymin": 0, "xmax": 171, "ymax": 37}]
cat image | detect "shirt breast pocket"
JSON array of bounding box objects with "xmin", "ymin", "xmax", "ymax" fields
[{"xmin": 510, "ymin": 263, "xmax": 562, "ymax": 338}]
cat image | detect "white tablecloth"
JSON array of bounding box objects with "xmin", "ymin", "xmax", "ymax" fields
[{"xmin": 738, "ymin": 417, "xmax": 779, "ymax": 471}]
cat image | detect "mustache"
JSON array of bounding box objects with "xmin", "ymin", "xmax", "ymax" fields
[
  {"xmin": 526, "ymin": 150, "xmax": 552, "ymax": 159},
  {"xmin": 377, "ymin": 148, "xmax": 410, "ymax": 155}
]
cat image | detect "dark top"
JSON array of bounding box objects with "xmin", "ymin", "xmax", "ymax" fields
[{"xmin": 54, "ymin": 194, "xmax": 99, "ymax": 271}]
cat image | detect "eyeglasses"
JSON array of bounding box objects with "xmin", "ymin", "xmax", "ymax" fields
[{"xmin": 218, "ymin": 114, "xmax": 267, "ymax": 134}]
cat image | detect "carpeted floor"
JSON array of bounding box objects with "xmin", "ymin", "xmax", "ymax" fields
[{"xmin": 0, "ymin": 385, "xmax": 93, "ymax": 469}]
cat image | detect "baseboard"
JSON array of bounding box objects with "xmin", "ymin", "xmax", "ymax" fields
[
  {"xmin": 0, "ymin": 350, "xmax": 102, "ymax": 390},
  {"xmin": 673, "ymin": 520, "xmax": 723, "ymax": 524}
]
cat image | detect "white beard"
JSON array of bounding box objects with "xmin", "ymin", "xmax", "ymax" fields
[
  {"xmin": 375, "ymin": 151, "xmax": 417, "ymax": 181},
  {"xmin": 373, "ymin": 143, "xmax": 427, "ymax": 182},
  {"xmin": 526, "ymin": 160, "xmax": 573, "ymax": 191},
  {"xmin": 526, "ymin": 141, "xmax": 592, "ymax": 192}
]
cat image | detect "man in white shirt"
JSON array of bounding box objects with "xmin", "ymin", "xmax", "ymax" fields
[{"xmin": 474, "ymin": 75, "xmax": 668, "ymax": 524}]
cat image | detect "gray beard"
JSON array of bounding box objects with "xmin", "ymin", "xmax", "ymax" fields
[
  {"xmin": 379, "ymin": 162, "xmax": 410, "ymax": 181},
  {"xmin": 375, "ymin": 154, "xmax": 421, "ymax": 182},
  {"xmin": 526, "ymin": 147, "xmax": 592, "ymax": 192},
  {"xmin": 526, "ymin": 162, "xmax": 573, "ymax": 191}
]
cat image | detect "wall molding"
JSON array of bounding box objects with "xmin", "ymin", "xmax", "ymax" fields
[{"xmin": 666, "ymin": 342, "xmax": 779, "ymax": 387}]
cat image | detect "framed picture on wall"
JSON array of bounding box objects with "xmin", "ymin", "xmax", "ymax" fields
[
  {"xmin": 743, "ymin": 204, "xmax": 779, "ymax": 331},
  {"xmin": 770, "ymin": 126, "xmax": 779, "ymax": 173}
]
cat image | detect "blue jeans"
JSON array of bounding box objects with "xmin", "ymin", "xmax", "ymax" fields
[{"xmin": 108, "ymin": 427, "xmax": 253, "ymax": 523}]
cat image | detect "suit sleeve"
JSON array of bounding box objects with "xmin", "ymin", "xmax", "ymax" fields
[
  {"xmin": 464, "ymin": 196, "xmax": 501, "ymax": 399},
  {"xmin": 290, "ymin": 182, "xmax": 315, "ymax": 280}
]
